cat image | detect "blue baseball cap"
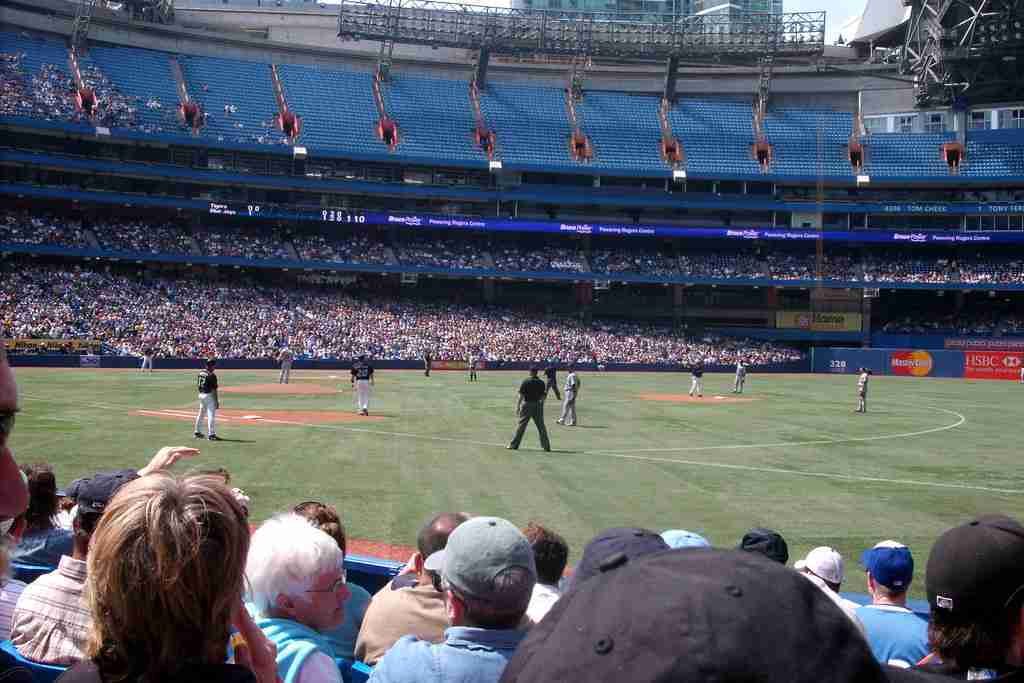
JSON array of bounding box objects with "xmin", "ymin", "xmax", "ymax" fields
[
  {"xmin": 862, "ymin": 541, "xmax": 914, "ymax": 590},
  {"xmin": 661, "ymin": 529, "xmax": 711, "ymax": 550}
]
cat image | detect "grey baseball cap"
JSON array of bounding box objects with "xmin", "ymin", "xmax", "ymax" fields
[{"xmin": 424, "ymin": 516, "xmax": 537, "ymax": 607}]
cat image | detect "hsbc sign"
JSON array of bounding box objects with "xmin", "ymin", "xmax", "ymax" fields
[{"xmin": 964, "ymin": 352, "xmax": 1024, "ymax": 380}]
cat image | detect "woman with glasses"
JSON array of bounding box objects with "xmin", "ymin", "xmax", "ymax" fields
[{"xmin": 246, "ymin": 513, "xmax": 351, "ymax": 683}]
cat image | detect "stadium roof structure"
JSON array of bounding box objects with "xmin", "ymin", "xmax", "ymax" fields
[{"xmin": 337, "ymin": 0, "xmax": 826, "ymax": 61}]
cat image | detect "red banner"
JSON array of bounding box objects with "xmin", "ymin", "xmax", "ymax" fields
[{"xmin": 964, "ymin": 352, "xmax": 1024, "ymax": 380}]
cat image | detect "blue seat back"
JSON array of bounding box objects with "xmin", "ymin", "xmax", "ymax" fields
[
  {"xmin": 344, "ymin": 554, "xmax": 403, "ymax": 595},
  {"xmin": 1, "ymin": 640, "xmax": 67, "ymax": 682},
  {"xmin": 11, "ymin": 562, "xmax": 55, "ymax": 584}
]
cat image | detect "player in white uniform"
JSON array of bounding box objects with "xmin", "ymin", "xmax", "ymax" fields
[
  {"xmin": 855, "ymin": 368, "xmax": 871, "ymax": 413},
  {"xmin": 468, "ymin": 353, "xmax": 478, "ymax": 382},
  {"xmin": 277, "ymin": 346, "xmax": 294, "ymax": 384},
  {"xmin": 193, "ymin": 359, "xmax": 220, "ymax": 440},
  {"xmin": 351, "ymin": 355, "xmax": 374, "ymax": 415},
  {"xmin": 733, "ymin": 360, "xmax": 747, "ymax": 394},
  {"xmin": 557, "ymin": 366, "xmax": 580, "ymax": 426}
]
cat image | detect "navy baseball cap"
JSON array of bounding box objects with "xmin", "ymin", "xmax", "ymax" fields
[
  {"xmin": 500, "ymin": 549, "xmax": 940, "ymax": 683},
  {"xmin": 76, "ymin": 470, "xmax": 139, "ymax": 515},
  {"xmin": 738, "ymin": 527, "xmax": 789, "ymax": 564},
  {"xmin": 862, "ymin": 541, "xmax": 914, "ymax": 590},
  {"xmin": 567, "ymin": 527, "xmax": 668, "ymax": 591}
]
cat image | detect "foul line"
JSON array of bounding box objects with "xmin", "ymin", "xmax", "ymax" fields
[{"xmin": 23, "ymin": 397, "xmax": 1010, "ymax": 495}]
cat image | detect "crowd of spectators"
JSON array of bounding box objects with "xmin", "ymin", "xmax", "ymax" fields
[
  {"xmin": 881, "ymin": 312, "xmax": 1024, "ymax": 337},
  {"xmin": 294, "ymin": 232, "xmax": 392, "ymax": 265},
  {"xmin": 679, "ymin": 251, "xmax": 766, "ymax": 279},
  {"xmin": 96, "ymin": 219, "xmax": 194, "ymax": 254},
  {"xmin": 0, "ymin": 261, "xmax": 803, "ymax": 365},
  {"xmin": 396, "ymin": 237, "xmax": 481, "ymax": 270},
  {"xmin": 492, "ymin": 246, "xmax": 586, "ymax": 274},
  {"xmin": 590, "ymin": 248, "xmax": 678, "ymax": 277},
  {"xmin": 199, "ymin": 228, "xmax": 291, "ymax": 260},
  {"xmin": 0, "ymin": 211, "xmax": 90, "ymax": 248}
]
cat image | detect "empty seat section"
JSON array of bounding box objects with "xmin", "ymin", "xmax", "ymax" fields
[
  {"xmin": 962, "ymin": 128, "xmax": 1024, "ymax": 178},
  {"xmin": 863, "ymin": 132, "xmax": 955, "ymax": 177},
  {"xmin": 275, "ymin": 64, "xmax": 381, "ymax": 154},
  {"xmin": 575, "ymin": 91, "xmax": 665, "ymax": 173},
  {"xmin": 86, "ymin": 45, "xmax": 181, "ymax": 133},
  {"xmin": 762, "ymin": 108, "xmax": 853, "ymax": 177},
  {"xmin": 670, "ymin": 99, "xmax": 760, "ymax": 176},
  {"xmin": 178, "ymin": 54, "xmax": 281, "ymax": 145},
  {"xmin": 383, "ymin": 76, "xmax": 485, "ymax": 163},
  {"xmin": 480, "ymin": 82, "xmax": 574, "ymax": 169}
]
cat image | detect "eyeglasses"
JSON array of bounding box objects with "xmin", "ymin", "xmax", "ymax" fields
[
  {"xmin": 0, "ymin": 410, "xmax": 16, "ymax": 440},
  {"xmin": 305, "ymin": 570, "xmax": 347, "ymax": 593}
]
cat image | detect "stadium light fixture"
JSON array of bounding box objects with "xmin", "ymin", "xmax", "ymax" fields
[
  {"xmin": 673, "ymin": 169, "xmax": 687, "ymax": 180},
  {"xmin": 293, "ymin": 146, "xmax": 308, "ymax": 159},
  {"xmin": 489, "ymin": 160, "xmax": 503, "ymax": 171},
  {"xmin": 856, "ymin": 174, "xmax": 870, "ymax": 184}
]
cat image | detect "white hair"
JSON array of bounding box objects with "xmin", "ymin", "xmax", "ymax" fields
[{"xmin": 245, "ymin": 513, "xmax": 345, "ymax": 617}]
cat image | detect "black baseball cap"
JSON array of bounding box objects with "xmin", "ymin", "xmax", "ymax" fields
[
  {"xmin": 927, "ymin": 514, "xmax": 1024, "ymax": 618},
  {"xmin": 205, "ymin": 358, "xmax": 216, "ymax": 367},
  {"xmin": 738, "ymin": 527, "xmax": 789, "ymax": 564},
  {"xmin": 501, "ymin": 549, "xmax": 941, "ymax": 683},
  {"xmin": 75, "ymin": 470, "xmax": 139, "ymax": 515},
  {"xmin": 566, "ymin": 527, "xmax": 668, "ymax": 591}
]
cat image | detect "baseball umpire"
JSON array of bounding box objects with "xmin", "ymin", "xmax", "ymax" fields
[
  {"xmin": 508, "ymin": 367, "xmax": 551, "ymax": 452},
  {"xmin": 193, "ymin": 358, "xmax": 220, "ymax": 441},
  {"xmin": 544, "ymin": 364, "xmax": 561, "ymax": 400}
]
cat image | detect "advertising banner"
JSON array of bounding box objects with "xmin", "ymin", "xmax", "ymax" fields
[
  {"xmin": 432, "ymin": 360, "xmax": 468, "ymax": 371},
  {"xmin": 963, "ymin": 351, "xmax": 1024, "ymax": 380},
  {"xmin": 777, "ymin": 312, "xmax": 862, "ymax": 332},
  {"xmin": 890, "ymin": 350, "xmax": 935, "ymax": 377},
  {"xmin": 812, "ymin": 348, "xmax": 965, "ymax": 378},
  {"xmin": 944, "ymin": 338, "xmax": 1024, "ymax": 352},
  {"xmin": 80, "ymin": 355, "xmax": 101, "ymax": 368}
]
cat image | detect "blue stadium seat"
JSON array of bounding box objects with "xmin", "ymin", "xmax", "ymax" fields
[
  {"xmin": 762, "ymin": 107, "xmax": 854, "ymax": 177},
  {"xmin": 479, "ymin": 82, "xmax": 575, "ymax": 169},
  {"xmin": 85, "ymin": 44, "xmax": 182, "ymax": 134},
  {"xmin": 382, "ymin": 75, "xmax": 487, "ymax": 163},
  {"xmin": 0, "ymin": 640, "xmax": 67, "ymax": 682},
  {"xmin": 337, "ymin": 659, "xmax": 374, "ymax": 683},
  {"xmin": 344, "ymin": 554, "xmax": 403, "ymax": 595},
  {"xmin": 863, "ymin": 132, "xmax": 955, "ymax": 178},
  {"xmin": 575, "ymin": 91, "xmax": 667, "ymax": 173},
  {"xmin": 11, "ymin": 561, "xmax": 55, "ymax": 584},
  {"xmin": 669, "ymin": 98, "xmax": 761, "ymax": 176}
]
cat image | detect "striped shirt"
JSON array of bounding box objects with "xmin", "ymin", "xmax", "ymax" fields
[
  {"xmin": 0, "ymin": 579, "xmax": 26, "ymax": 640},
  {"xmin": 11, "ymin": 555, "xmax": 91, "ymax": 665}
]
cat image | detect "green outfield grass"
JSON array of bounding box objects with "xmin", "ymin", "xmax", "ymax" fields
[{"xmin": 8, "ymin": 367, "xmax": 1023, "ymax": 597}]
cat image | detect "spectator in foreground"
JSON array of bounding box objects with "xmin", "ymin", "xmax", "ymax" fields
[
  {"xmin": 356, "ymin": 512, "xmax": 469, "ymax": 664},
  {"xmin": 522, "ymin": 522, "xmax": 568, "ymax": 623},
  {"xmin": 793, "ymin": 546, "xmax": 864, "ymax": 632},
  {"xmin": 0, "ymin": 472, "xmax": 27, "ymax": 640},
  {"xmin": 737, "ymin": 526, "xmax": 790, "ymax": 564},
  {"xmin": 856, "ymin": 540, "xmax": 929, "ymax": 668},
  {"xmin": 12, "ymin": 462, "xmax": 72, "ymax": 566},
  {"xmin": 566, "ymin": 527, "xmax": 668, "ymax": 591},
  {"xmin": 294, "ymin": 500, "xmax": 372, "ymax": 661},
  {"xmin": 499, "ymin": 549, "xmax": 940, "ymax": 683},
  {"xmin": 11, "ymin": 470, "xmax": 138, "ymax": 665},
  {"xmin": 661, "ymin": 529, "xmax": 711, "ymax": 549},
  {"xmin": 246, "ymin": 513, "xmax": 350, "ymax": 683},
  {"xmin": 921, "ymin": 514, "xmax": 1024, "ymax": 679},
  {"xmin": 369, "ymin": 516, "xmax": 536, "ymax": 683},
  {"xmin": 60, "ymin": 472, "xmax": 266, "ymax": 683}
]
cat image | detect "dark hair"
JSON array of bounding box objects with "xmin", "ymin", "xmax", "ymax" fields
[
  {"xmin": 417, "ymin": 512, "xmax": 471, "ymax": 558},
  {"xmin": 928, "ymin": 598, "xmax": 1024, "ymax": 671},
  {"xmin": 74, "ymin": 510, "xmax": 102, "ymax": 540},
  {"xmin": 523, "ymin": 522, "xmax": 568, "ymax": 586},
  {"xmin": 529, "ymin": 367, "xmax": 540, "ymax": 376},
  {"xmin": 23, "ymin": 462, "xmax": 59, "ymax": 531},
  {"xmin": 294, "ymin": 501, "xmax": 347, "ymax": 555}
]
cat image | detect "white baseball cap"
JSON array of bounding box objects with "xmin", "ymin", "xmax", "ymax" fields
[{"xmin": 794, "ymin": 546, "xmax": 845, "ymax": 585}]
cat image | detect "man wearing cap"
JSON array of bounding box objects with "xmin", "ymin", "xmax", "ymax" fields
[
  {"xmin": 507, "ymin": 368, "xmax": 551, "ymax": 452},
  {"xmin": 921, "ymin": 514, "xmax": 1024, "ymax": 680},
  {"xmin": 369, "ymin": 516, "xmax": 536, "ymax": 683},
  {"xmin": 194, "ymin": 358, "xmax": 221, "ymax": 440},
  {"xmin": 567, "ymin": 527, "xmax": 669, "ymax": 591},
  {"xmin": 737, "ymin": 527, "xmax": 789, "ymax": 564},
  {"xmin": 856, "ymin": 540, "xmax": 929, "ymax": 668},
  {"xmin": 356, "ymin": 512, "xmax": 470, "ymax": 665},
  {"xmin": 793, "ymin": 546, "xmax": 864, "ymax": 632},
  {"xmin": 10, "ymin": 446, "xmax": 199, "ymax": 665}
]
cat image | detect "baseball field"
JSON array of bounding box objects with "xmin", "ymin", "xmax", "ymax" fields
[{"xmin": 9, "ymin": 366, "xmax": 1023, "ymax": 598}]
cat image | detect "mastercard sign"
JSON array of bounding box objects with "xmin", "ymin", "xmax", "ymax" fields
[{"xmin": 890, "ymin": 351, "xmax": 934, "ymax": 377}]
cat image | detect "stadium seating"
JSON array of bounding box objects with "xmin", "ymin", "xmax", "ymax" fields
[
  {"xmin": 0, "ymin": 640, "xmax": 66, "ymax": 682},
  {"xmin": 84, "ymin": 44, "xmax": 181, "ymax": 133},
  {"xmin": 963, "ymin": 128, "xmax": 1024, "ymax": 177},
  {"xmin": 863, "ymin": 132, "xmax": 956, "ymax": 178},
  {"xmin": 177, "ymin": 54, "xmax": 282, "ymax": 145},
  {"xmin": 479, "ymin": 81, "xmax": 575, "ymax": 169},
  {"xmin": 275, "ymin": 63, "xmax": 383, "ymax": 155},
  {"xmin": 382, "ymin": 75, "xmax": 487, "ymax": 163},
  {"xmin": 762, "ymin": 108, "xmax": 855, "ymax": 177},
  {"xmin": 668, "ymin": 98, "xmax": 761, "ymax": 176},
  {"xmin": 1, "ymin": 29, "xmax": 71, "ymax": 82},
  {"xmin": 574, "ymin": 91, "xmax": 667, "ymax": 172}
]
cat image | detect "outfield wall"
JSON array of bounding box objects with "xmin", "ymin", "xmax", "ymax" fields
[
  {"xmin": 9, "ymin": 355, "xmax": 811, "ymax": 374},
  {"xmin": 812, "ymin": 348, "xmax": 1024, "ymax": 380}
]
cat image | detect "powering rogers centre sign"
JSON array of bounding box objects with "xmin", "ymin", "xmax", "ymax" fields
[{"xmin": 964, "ymin": 352, "xmax": 1024, "ymax": 380}]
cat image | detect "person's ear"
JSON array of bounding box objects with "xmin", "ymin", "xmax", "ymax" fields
[
  {"xmin": 413, "ymin": 552, "xmax": 424, "ymax": 575},
  {"xmin": 445, "ymin": 589, "xmax": 463, "ymax": 626},
  {"xmin": 274, "ymin": 593, "xmax": 297, "ymax": 619}
]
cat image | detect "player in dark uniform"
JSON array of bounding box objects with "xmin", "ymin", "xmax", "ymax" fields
[
  {"xmin": 544, "ymin": 364, "xmax": 561, "ymax": 400},
  {"xmin": 193, "ymin": 359, "xmax": 220, "ymax": 440},
  {"xmin": 424, "ymin": 350, "xmax": 433, "ymax": 377},
  {"xmin": 688, "ymin": 360, "xmax": 705, "ymax": 398},
  {"xmin": 351, "ymin": 354, "xmax": 375, "ymax": 415},
  {"xmin": 508, "ymin": 368, "xmax": 551, "ymax": 452}
]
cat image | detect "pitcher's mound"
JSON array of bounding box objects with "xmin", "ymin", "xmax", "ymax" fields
[
  {"xmin": 638, "ymin": 393, "xmax": 756, "ymax": 404},
  {"xmin": 221, "ymin": 383, "xmax": 338, "ymax": 395},
  {"xmin": 134, "ymin": 408, "xmax": 380, "ymax": 425}
]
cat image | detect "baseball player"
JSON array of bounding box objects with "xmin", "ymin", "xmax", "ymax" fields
[
  {"xmin": 351, "ymin": 354, "xmax": 374, "ymax": 416},
  {"xmin": 688, "ymin": 360, "xmax": 705, "ymax": 398},
  {"xmin": 423, "ymin": 349, "xmax": 433, "ymax": 378},
  {"xmin": 855, "ymin": 367, "xmax": 871, "ymax": 413},
  {"xmin": 733, "ymin": 360, "xmax": 747, "ymax": 394},
  {"xmin": 277, "ymin": 346, "xmax": 294, "ymax": 384},
  {"xmin": 557, "ymin": 365, "xmax": 580, "ymax": 426},
  {"xmin": 544, "ymin": 364, "xmax": 561, "ymax": 400},
  {"xmin": 468, "ymin": 352, "xmax": 478, "ymax": 382},
  {"xmin": 193, "ymin": 359, "xmax": 220, "ymax": 441},
  {"xmin": 139, "ymin": 347, "xmax": 154, "ymax": 373}
]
